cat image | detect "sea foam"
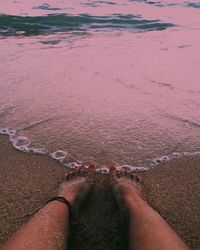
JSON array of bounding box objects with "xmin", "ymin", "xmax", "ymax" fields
[{"xmin": 0, "ymin": 127, "xmax": 200, "ymax": 173}]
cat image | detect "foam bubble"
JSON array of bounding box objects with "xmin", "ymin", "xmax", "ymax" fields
[
  {"xmin": 153, "ymin": 156, "xmax": 169, "ymax": 165},
  {"xmin": 0, "ymin": 128, "xmax": 10, "ymax": 135},
  {"xmin": 49, "ymin": 150, "xmax": 67, "ymax": 162},
  {"xmin": 120, "ymin": 165, "xmax": 132, "ymax": 172},
  {"xmin": 118, "ymin": 165, "xmax": 149, "ymax": 172},
  {"xmin": 160, "ymin": 155, "xmax": 170, "ymax": 162},
  {"xmin": 29, "ymin": 147, "xmax": 48, "ymax": 155},
  {"xmin": 153, "ymin": 158, "xmax": 162, "ymax": 165},
  {"xmin": 16, "ymin": 145, "xmax": 30, "ymax": 153},
  {"xmin": 96, "ymin": 168, "xmax": 109, "ymax": 174},
  {"xmin": 0, "ymin": 128, "xmax": 17, "ymax": 136},
  {"xmin": 130, "ymin": 166, "xmax": 149, "ymax": 172},
  {"xmin": 11, "ymin": 136, "xmax": 30, "ymax": 152},
  {"xmin": 9, "ymin": 129, "xmax": 17, "ymax": 136},
  {"xmin": 189, "ymin": 151, "xmax": 200, "ymax": 156},
  {"xmin": 152, "ymin": 154, "xmax": 181, "ymax": 166},
  {"xmin": 172, "ymin": 152, "xmax": 181, "ymax": 158},
  {"xmin": 63, "ymin": 162, "xmax": 82, "ymax": 169},
  {"xmin": 150, "ymin": 150, "xmax": 200, "ymax": 170},
  {"xmin": 183, "ymin": 152, "xmax": 190, "ymax": 156},
  {"xmin": 14, "ymin": 136, "xmax": 30, "ymax": 146}
]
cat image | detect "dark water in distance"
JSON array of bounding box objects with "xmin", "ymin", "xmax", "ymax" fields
[
  {"xmin": 0, "ymin": 14, "xmax": 175, "ymax": 36},
  {"xmin": 0, "ymin": 0, "xmax": 200, "ymax": 170}
]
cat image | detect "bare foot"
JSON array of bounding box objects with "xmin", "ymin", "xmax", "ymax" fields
[
  {"xmin": 57, "ymin": 165, "xmax": 95, "ymax": 207},
  {"xmin": 109, "ymin": 167, "xmax": 145, "ymax": 210}
]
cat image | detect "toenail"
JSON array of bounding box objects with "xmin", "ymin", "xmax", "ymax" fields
[
  {"xmin": 89, "ymin": 163, "xmax": 96, "ymax": 169},
  {"xmin": 109, "ymin": 165, "xmax": 117, "ymax": 172}
]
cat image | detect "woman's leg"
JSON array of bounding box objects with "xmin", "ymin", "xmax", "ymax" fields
[
  {"xmin": 110, "ymin": 171, "xmax": 189, "ymax": 250},
  {"xmin": 2, "ymin": 168, "xmax": 94, "ymax": 250}
]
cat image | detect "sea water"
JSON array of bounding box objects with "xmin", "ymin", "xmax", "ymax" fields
[{"xmin": 0, "ymin": 0, "xmax": 200, "ymax": 171}]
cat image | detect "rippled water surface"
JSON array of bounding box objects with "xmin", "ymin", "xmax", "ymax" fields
[{"xmin": 0, "ymin": 0, "xmax": 200, "ymax": 168}]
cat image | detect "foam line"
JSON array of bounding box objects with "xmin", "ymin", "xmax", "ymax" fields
[{"xmin": 0, "ymin": 127, "xmax": 200, "ymax": 173}]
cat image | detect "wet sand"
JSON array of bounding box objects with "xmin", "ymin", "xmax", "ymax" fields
[{"xmin": 0, "ymin": 135, "xmax": 199, "ymax": 249}]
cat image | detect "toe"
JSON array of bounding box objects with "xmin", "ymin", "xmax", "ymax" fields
[
  {"xmin": 78, "ymin": 164, "xmax": 88, "ymax": 177},
  {"xmin": 65, "ymin": 171, "xmax": 73, "ymax": 181},
  {"xmin": 116, "ymin": 170, "xmax": 122, "ymax": 178},
  {"xmin": 88, "ymin": 163, "xmax": 96, "ymax": 172},
  {"xmin": 130, "ymin": 174, "xmax": 144, "ymax": 184},
  {"xmin": 109, "ymin": 165, "xmax": 117, "ymax": 178},
  {"xmin": 109, "ymin": 165, "xmax": 117, "ymax": 172}
]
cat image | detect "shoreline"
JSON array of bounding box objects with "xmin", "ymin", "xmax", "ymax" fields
[
  {"xmin": 1, "ymin": 128, "xmax": 200, "ymax": 173},
  {"xmin": 0, "ymin": 135, "xmax": 199, "ymax": 249}
]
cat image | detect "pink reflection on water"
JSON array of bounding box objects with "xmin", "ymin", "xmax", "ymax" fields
[{"xmin": 0, "ymin": 0, "xmax": 200, "ymax": 165}]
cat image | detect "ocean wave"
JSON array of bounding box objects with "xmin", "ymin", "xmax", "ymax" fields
[
  {"xmin": 33, "ymin": 3, "xmax": 63, "ymax": 11},
  {"xmin": 1, "ymin": 127, "xmax": 200, "ymax": 174},
  {"xmin": 187, "ymin": 2, "xmax": 200, "ymax": 9},
  {"xmin": 129, "ymin": 0, "xmax": 200, "ymax": 8},
  {"xmin": 81, "ymin": 1, "xmax": 117, "ymax": 7},
  {"xmin": 128, "ymin": 0, "xmax": 178, "ymax": 7},
  {"xmin": 0, "ymin": 13, "xmax": 176, "ymax": 36}
]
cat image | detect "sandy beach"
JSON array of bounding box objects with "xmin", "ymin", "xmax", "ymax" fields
[
  {"xmin": 1, "ymin": 1, "xmax": 200, "ymax": 249},
  {"xmin": 0, "ymin": 134, "xmax": 199, "ymax": 249}
]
